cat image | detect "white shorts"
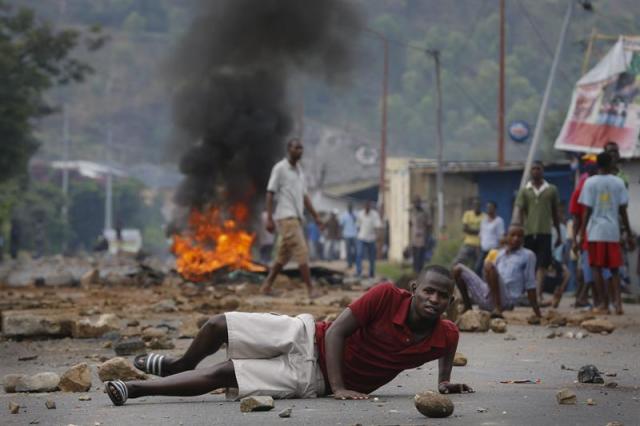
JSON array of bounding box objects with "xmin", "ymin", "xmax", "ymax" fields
[{"xmin": 224, "ymin": 312, "xmax": 325, "ymax": 400}]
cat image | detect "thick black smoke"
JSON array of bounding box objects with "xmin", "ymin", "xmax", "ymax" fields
[{"xmin": 169, "ymin": 0, "xmax": 362, "ymax": 211}]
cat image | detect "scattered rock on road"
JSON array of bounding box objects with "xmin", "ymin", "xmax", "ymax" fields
[
  {"xmin": 98, "ymin": 357, "xmax": 147, "ymax": 382},
  {"xmin": 15, "ymin": 372, "xmax": 60, "ymax": 393},
  {"xmin": 152, "ymin": 299, "xmax": 177, "ymax": 313},
  {"xmin": 556, "ymin": 388, "xmax": 577, "ymax": 405},
  {"xmin": 457, "ymin": 310, "xmax": 490, "ymax": 332},
  {"xmin": 453, "ymin": 353, "xmax": 468, "ymax": 367},
  {"xmin": 114, "ymin": 338, "xmax": 146, "ymax": 356},
  {"xmin": 240, "ymin": 396, "xmax": 274, "ymax": 412},
  {"xmin": 414, "ymin": 391, "xmax": 454, "ymax": 418},
  {"xmin": 581, "ymin": 319, "xmax": 615, "ymax": 334},
  {"xmin": 278, "ymin": 407, "xmax": 292, "ymax": 418},
  {"xmin": 490, "ymin": 318, "xmax": 507, "ymax": 333},
  {"xmin": 586, "ymin": 398, "xmax": 596, "ymax": 406},
  {"xmin": 45, "ymin": 400, "xmax": 56, "ymax": 409},
  {"xmin": 9, "ymin": 401, "xmax": 20, "ymax": 414},
  {"xmin": 606, "ymin": 422, "xmax": 623, "ymax": 426},
  {"xmin": 2, "ymin": 311, "xmax": 72, "ymax": 338},
  {"xmin": 3, "ymin": 374, "xmax": 24, "ymax": 393},
  {"xmin": 72, "ymin": 314, "xmax": 120, "ymax": 338},
  {"xmin": 577, "ymin": 365, "xmax": 604, "ymax": 384},
  {"xmin": 59, "ymin": 363, "xmax": 92, "ymax": 392}
]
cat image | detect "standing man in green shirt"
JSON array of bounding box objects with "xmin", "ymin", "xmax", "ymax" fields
[{"xmin": 515, "ymin": 161, "xmax": 562, "ymax": 304}]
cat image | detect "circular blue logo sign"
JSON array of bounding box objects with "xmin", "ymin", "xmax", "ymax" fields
[{"xmin": 508, "ymin": 120, "xmax": 530, "ymax": 143}]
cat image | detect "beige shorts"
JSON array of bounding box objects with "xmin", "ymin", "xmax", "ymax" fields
[
  {"xmin": 224, "ymin": 312, "xmax": 325, "ymax": 400},
  {"xmin": 274, "ymin": 218, "xmax": 309, "ymax": 265}
]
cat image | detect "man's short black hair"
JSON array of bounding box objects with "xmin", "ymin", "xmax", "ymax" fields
[
  {"xmin": 597, "ymin": 151, "xmax": 612, "ymax": 169},
  {"xmin": 287, "ymin": 137, "xmax": 301, "ymax": 148},
  {"xmin": 532, "ymin": 160, "xmax": 544, "ymax": 168},
  {"xmin": 604, "ymin": 141, "xmax": 619, "ymax": 151},
  {"xmin": 487, "ymin": 200, "xmax": 498, "ymax": 208},
  {"xmin": 417, "ymin": 264, "xmax": 453, "ymax": 288}
]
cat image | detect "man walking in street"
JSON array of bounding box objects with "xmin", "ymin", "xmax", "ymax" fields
[
  {"xmin": 356, "ymin": 201, "xmax": 382, "ymax": 278},
  {"xmin": 578, "ymin": 152, "xmax": 633, "ymax": 315},
  {"xmin": 260, "ymin": 138, "xmax": 323, "ymax": 298},
  {"xmin": 515, "ymin": 161, "xmax": 562, "ymax": 305},
  {"xmin": 409, "ymin": 196, "xmax": 432, "ymax": 274},
  {"xmin": 339, "ymin": 203, "xmax": 358, "ymax": 269}
]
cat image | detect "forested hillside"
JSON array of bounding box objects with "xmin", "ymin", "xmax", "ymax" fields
[{"xmin": 17, "ymin": 0, "xmax": 640, "ymax": 165}]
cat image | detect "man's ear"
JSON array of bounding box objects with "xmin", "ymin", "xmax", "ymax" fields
[{"xmin": 410, "ymin": 280, "xmax": 417, "ymax": 293}]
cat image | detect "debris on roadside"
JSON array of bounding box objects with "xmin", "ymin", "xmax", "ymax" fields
[
  {"xmin": 556, "ymin": 388, "xmax": 577, "ymax": 405},
  {"xmin": 577, "ymin": 365, "xmax": 604, "ymax": 384}
]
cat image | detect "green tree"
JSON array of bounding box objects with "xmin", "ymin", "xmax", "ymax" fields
[{"xmin": 0, "ymin": 1, "xmax": 95, "ymax": 183}]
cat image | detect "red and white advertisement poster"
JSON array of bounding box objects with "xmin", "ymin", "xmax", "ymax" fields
[{"xmin": 554, "ymin": 36, "xmax": 640, "ymax": 158}]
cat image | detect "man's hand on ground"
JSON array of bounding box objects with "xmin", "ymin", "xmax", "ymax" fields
[
  {"xmin": 332, "ymin": 389, "xmax": 369, "ymax": 400},
  {"xmin": 438, "ymin": 383, "xmax": 474, "ymax": 394}
]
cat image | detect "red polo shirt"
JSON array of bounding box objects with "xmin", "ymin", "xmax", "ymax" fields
[{"xmin": 315, "ymin": 283, "xmax": 459, "ymax": 395}]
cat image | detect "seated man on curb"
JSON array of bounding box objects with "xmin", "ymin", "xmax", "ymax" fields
[
  {"xmin": 452, "ymin": 225, "xmax": 542, "ymax": 322},
  {"xmin": 104, "ymin": 265, "xmax": 473, "ymax": 406}
]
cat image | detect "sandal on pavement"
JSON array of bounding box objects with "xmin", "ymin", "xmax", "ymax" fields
[
  {"xmin": 106, "ymin": 380, "xmax": 128, "ymax": 406},
  {"xmin": 134, "ymin": 353, "xmax": 170, "ymax": 377}
]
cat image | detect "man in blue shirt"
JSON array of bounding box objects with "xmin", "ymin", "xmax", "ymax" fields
[
  {"xmin": 452, "ymin": 225, "xmax": 542, "ymax": 321},
  {"xmin": 339, "ymin": 203, "xmax": 358, "ymax": 269}
]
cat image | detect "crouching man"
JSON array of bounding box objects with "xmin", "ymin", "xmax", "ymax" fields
[
  {"xmin": 105, "ymin": 265, "xmax": 472, "ymax": 406},
  {"xmin": 452, "ymin": 225, "xmax": 542, "ymax": 322}
]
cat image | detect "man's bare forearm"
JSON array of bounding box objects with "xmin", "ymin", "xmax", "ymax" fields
[
  {"xmin": 527, "ymin": 289, "xmax": 541, "ymax": 317},
  {"xmin": 266, "ymin": 192, "xmax": 274, "ymax": 219},
  {"xmin": 438, "ymin": 350, "xmax": 455, "ymax": 384},
  {"xmin": 325, "ymin": 327, "xmax": 347, "ymax": 392}
]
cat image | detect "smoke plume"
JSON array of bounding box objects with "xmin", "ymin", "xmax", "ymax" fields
[{"xmin": 169, "ymin": 0, "xmax": 362, "ymax": 211}]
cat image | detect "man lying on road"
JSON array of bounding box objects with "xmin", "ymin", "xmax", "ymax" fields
[
  {"xmin": 452, "ymin": 225, "xmax": 542, "ymax": 322},
  {"xmin": 105, "ymin": 265, "xmax": 473, "ymax": 406}
]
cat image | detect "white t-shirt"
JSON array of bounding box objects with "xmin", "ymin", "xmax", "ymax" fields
[
  {"xmin": 266, "ymin": 158, "xmax": 307, "ymax": 220},
  {"xmin": 578, "ymin": 174, "xmax": 628, "ymax": 242},
  {"xmin": 479, "ymin": 216, "xmax": 505, "ymax": 252},
  {"xmin": 357, "ymin": 209, "xmax": 382, "ymax": 242}
]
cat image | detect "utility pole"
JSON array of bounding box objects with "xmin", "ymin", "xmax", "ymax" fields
[
  {"xmin": 427, "ymin": 49, "xmax": 444, "ymax": 233},
  {"xmin": 365, "ymin": 28, "xmax": 389, "ymax": 220},
  {"xmin": 61, "ymin": 104, "xmax": 70, "ymax": 209},
  {"xmin": 519, "ymin": 0, "xmax": 593, "ymax": 190},
  {"xmin": 104, "ymin": 76, "xmax": 114, "ymax": 232},
  {"xmin": 379, "ymin": 37, "xmax": 389, "ymax": 220},
  {"xmin": 519, "ymin": 0, "xmax": 574, "ymax": 190},
  {"xmin": 498, "ymin": 0, "xmax": 505, "ymax": 167}
]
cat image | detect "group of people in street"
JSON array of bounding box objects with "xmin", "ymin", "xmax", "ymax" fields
[{"xmin": 452, "ymin": 141, "xmax": 633, "ymax": 319}]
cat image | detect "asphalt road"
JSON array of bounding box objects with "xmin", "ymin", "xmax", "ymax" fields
[{"xmin": 2, "ymin": 305, "xmax": 640, "ymax": 426}]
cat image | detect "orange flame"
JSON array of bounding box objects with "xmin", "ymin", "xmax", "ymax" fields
[{"xmin": 172, "ymin": 204, "xmax": 266, "ymax": 282}]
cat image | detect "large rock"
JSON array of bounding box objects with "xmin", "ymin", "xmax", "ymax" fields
[
  {"xmin": 567, "ymin": 312, "xmax": 595, "ymax": 326},
  {"xmin": 152, "ymin": 299, "xmax": 177, "ymax": 313},
  {"xmin": 2, "ymin": 311, "xmax": 72, "ymax": 338},
  {"xmin": 457, "ymin": 310, "xmax": 491, "ymax": 332},
  {"xmin": 240, "ymin": 396, "xmax": 275, "ymax": 412},
  {"xmin": 142, "ymin": 327, "xmax": 168, "ymax": 341},
  {"xmin": 545, "ymin": 310, "xmax": 567, "ymax": 327},
  {"xmin": 577, "ymin": 365, "xmax": 604, "ymax": 384},
  {"xmin": 453, "ymin": 353, "xmax": 468, "ymax": 367},
  {"xmin": 414, "ymin": 391, "xmax": 454, "ymax": 418},
  {"xmin": 59, "ymin": 363, "xmax": 92, "ymax": 392},
  {"xmin": 15, "ymin": 372, "xmax": 60, "ymax": 393},
  {"xmin": 72, "ymin": 314, "xmax": 120, "ymax": 338},
  {"xmin": 3, "ymin": 374, "xmax": 24, "ymax": 393},
  {"xmin": 97, "ymin": 357, "xmax": 147, "ymax": 382},
  {"xmin": 489, "ymin": 318, "xmax": 507, "ymax": 333},
  {"xmin": 220, "ymin": 296, "xmax": 241, "ymax": 311},
  {"xmin": 556, "ymin": 388, "xmax": 577, "ymax": 405},
  {"xmin": 581, "ymin": 319, "xmax": 615, "ymax": 334},
  {"xmin": 114, "ymin": 338, "xmax": 146, "ymax": 356}
]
